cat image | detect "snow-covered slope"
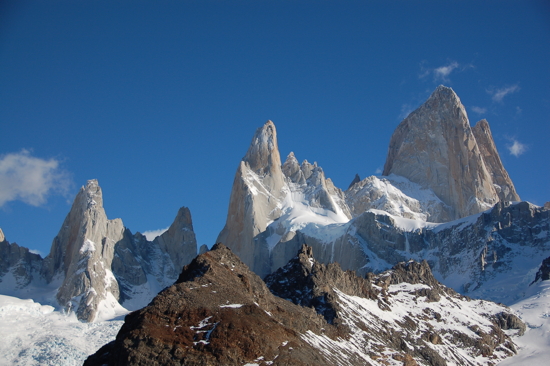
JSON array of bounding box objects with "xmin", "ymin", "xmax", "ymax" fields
[
  {"xmin": 262, "ymin": 200, "xmax": 550, "ymax": 311},
  {"xmin": 0, "ymin": 295, "xmax": 124, "ymax": 366},
  {"xmin": 346, "ymin": 174, "xmax": 452, "ymax": 222},
  {"xmin": 498, "ymin": 271, "xmax": 550, "ymax": 365}
]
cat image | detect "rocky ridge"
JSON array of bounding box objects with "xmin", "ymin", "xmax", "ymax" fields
[
  {"xmin": 285, "ymin": 200, "xmax": 550, "ymax": 304},
  {"xmin": 0, "ymin": 180, "xmax": 198, "ymax": 321},
  {"xmin": 86, "ymin": 244, "xmax": 524, "ymax": 366},
  {"xmin": 215, "ymin": 87, "xmax": 546, "ymax": 305}
]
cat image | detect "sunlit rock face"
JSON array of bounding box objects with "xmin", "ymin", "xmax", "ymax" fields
[
  {"xmin": 1, "ymin": 180, "xmax": 198, "ymax": 322},
  {"xmin": 40, "ymin": 179, "xmax": 125, "ymax": 322},
  {"xmin": 383, "ymin": 85, "xmax": 517, "ymax": 221},
  {"xmin": 216, "ymin": 121, "xmax": 287, "ymax": 275},
  {"xmin": 217, "ymin": 121, "xmax": 350, "ymax": 277},
  {"xmin": 472, "ymin": 118, "xmax": 520, "ymax": 202}
]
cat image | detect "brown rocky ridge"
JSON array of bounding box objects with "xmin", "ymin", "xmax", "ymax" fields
[{"xmin": 85, "ymin": 244, "xmax": 524, "ymax": 366}]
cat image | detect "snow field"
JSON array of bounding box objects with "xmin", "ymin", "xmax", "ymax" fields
[{"xmin": 0, "ymin": 295, "xmax": 123, "ymax": 366}]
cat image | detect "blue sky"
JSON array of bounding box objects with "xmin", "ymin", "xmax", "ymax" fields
[{"xmin": 1, "ymin": 0, "xmax": 549, "ymax": 255}]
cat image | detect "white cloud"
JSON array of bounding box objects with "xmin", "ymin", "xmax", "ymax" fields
[
  {"xmin": 507, "ymin": 139, "xmax": 527, "ymax": 157},
  {"xmin": 433, "ymin": 61, "xmax": 459, "ymax": 82},
  {"xmin": 471, "ymin": 106, "xmax": 487, "ymax": 115},
  {"xmin": 375, "ymin": 167, "xmax": 382, "ymax": 175},
  {"xmin": 489, "ymin": 84, "xmax": 520, "ymax": 102},
  {"xmin": 0, "ymin": 150, "xmax": 72, "ymax": 207},
  {"xmin": 142, "ymin": 227, "xmax": 169, "ymax": 241},
  {"xmin": 29, "ymin": 249, "xmax": 45, "ymax": 257},
  {"xmin": 419, "ymin": 61, "xmax": 467, "ymax": 84}
]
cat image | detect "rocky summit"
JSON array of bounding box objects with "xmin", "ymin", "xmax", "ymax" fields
[
  {"xmin": 215, "ymin": 88, "xmax": 547, "ymax": 290},
  {"xmin": 85, "ymin": 244, "xmax": 524, "ymax": 366},
  {"xmin": 0, "ymin": 180, "xmax": 198, "ymax": 322},
  {"xmin": 383, "ymin": 85, "xmax": 519, "ymax": 221}
]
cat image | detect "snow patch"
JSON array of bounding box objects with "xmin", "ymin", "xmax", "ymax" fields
[{"xmin": 79, "ymin": 239, "xmax": 95, "ymax": 254}]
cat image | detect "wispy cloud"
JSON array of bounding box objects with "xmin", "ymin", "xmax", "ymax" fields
[
  {"xmin": 433, "ymin": 61, "xmax": 459, "ymax": 82},
  {"xmin": 471, "ymin": 106, "xmax": 487, "ymax": 115},
  {"xmin": 142, "ymin": 227, "xmax": 169, "ymax": 241},
  {"xmin": 419, "ymin": 61, "xmax": 464, "ymax": 83},
  {"xmin": 489, "ymin": 84, "xmax": 520, "ymax": 102},
  {"xmin": 0, "ymin": 150, "xmax": 72, "ymax": 207},
  {"xmin": 507, "ymin": 139, "xmax": 527, "ymax": 157}
]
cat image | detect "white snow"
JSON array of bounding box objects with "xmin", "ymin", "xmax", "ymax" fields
[
  {"xmin": 264, "ymin": 182, "xmax": 350, "ymax": 250},
  {"xmin": 367, "ymin": 209, "xmax": 438, "ymax": 232},
  {"xmin": 219, "ymin": 303, "xmax": 244, "ymax": 308},
  {"xmin": 498, "ymin": 281, "xmax": 550, "ymax": 365},
  {"xmin": 301, "ymin": 286, "xmax": 518, "ymax": 365},
  {"xmin": 347, "ymin": 174, "xmax": 447, "ymax": 222},
  {"xmin": 431, "ymin": 211, "xmax": 484, "ymax": 233},
  {"xmin": 93, "ymin": 291, "xmax": 130, "ymax": 322},
  {"xmin": 79, "ymin": 239, "xmax": 95, "ymax": 254},
  {"xmin": 0, "ymin": 295, "xmax": 123, "ymax": 366}
]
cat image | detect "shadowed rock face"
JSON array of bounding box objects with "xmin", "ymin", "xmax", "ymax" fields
[
  {"xmin": 0, "ymin": 230, "xmax": 43, "ymax": 291},
  {"xmin": 85, "ymin": 244, "xmax": 523, "ymax": 366},
  {"xmin": 383, "ymin": 85, "xmax": 516, "ymax": 221},
  {"xmin": 533, "ymin": 256, "xmax": 550, "ymax": 283}
]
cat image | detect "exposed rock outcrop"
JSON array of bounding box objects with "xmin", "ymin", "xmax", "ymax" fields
[
  {"xmin": 198, "ymin": 244, "xmax": 209, "ymax": 255},
  {"xmin": 86, "ymin": 244, "xmax": 523, "ymax": 366},
  {"xmin": 112, "ymin": 206, "xmax": 198, "ymax": 310},
  {"xmin": 383, "ymin": 85, "xmax": 514, "ymax": 221},
  {"xmin": 217, "ymin": 121, "xmax": 350, "ymax": 277},
  {"xmin": 0, "ymin": 230, "xmax": 43, "ymax": 292},
  {"xmin": 532, "ymin": 256, "xmax": 550, "ymax": 283},
  {"xmin": 266, "ymin": 244, "xmax": 376, "ymax": 323},
  {"xmin": 347, "ymin": 173, "xmax": 361, "ymax": 189},
  {"xmin": 216, "ymin": 121, "xmax": 287, "ymax": 275},
  {"xmin": 0, "ymin": 180, "xmax": 198, "ymax": 322},
  {"xmin": 41, "ymin": 179, "xmax": 125, "ymax": 321}
]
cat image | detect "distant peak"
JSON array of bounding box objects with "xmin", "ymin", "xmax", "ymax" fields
[{"xmin": 348, "ymin": 173, "xmax": 361, "ymax": 190}]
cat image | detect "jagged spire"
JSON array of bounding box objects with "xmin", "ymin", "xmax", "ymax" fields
[{"xmin": 243, "ymin": 120, "xmax": 282, "ymax": 176}]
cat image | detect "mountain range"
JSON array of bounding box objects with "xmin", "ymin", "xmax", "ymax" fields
[{"xmin": 0, "ymin": 85, "xmax": 549, "ymax": 364}]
